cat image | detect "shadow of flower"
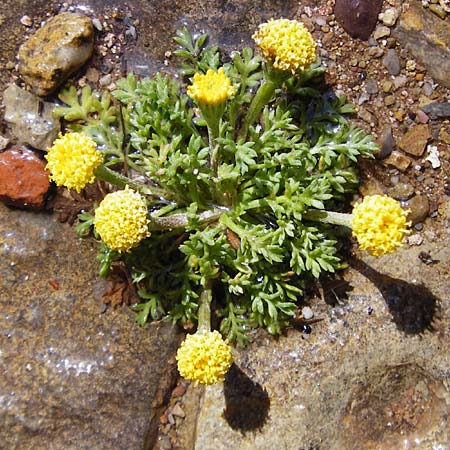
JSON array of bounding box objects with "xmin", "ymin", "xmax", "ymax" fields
[
  {"xmin": 350, "ymin": 258, "xmax": 439, "ymax": 334},
  {"xmin": 223, "ymin": 363, "xmax": 270, "ymax": 433}
]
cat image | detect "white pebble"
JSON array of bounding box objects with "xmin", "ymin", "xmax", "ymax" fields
[{"xmin": 302, "ymin": 306, "xmax": 314, "ymax": 320}]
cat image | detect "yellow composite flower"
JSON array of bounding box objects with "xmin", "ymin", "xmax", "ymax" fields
[
  {"xmin": 45, "ymin": 132, "xmax": 103, "ymax": 192},
  {"xmin": 176, "ymin": 330, "xmax": 234, "ymax": 385},
  {"xmin": 94, "ymin": 186, "xmax": 150, "ymax": 252},
  {"xmin": 253, "ymin": 18, "xmax": 317, "ymax": 73},
  {"xmin": 187, "ymin": 68, "xmax": 237, "ymax": 105},
  {"xmin": 351, "ymin": 195, "xmax": 411, "ymax": 257}
]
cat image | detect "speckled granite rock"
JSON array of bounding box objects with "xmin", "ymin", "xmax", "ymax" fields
[
  {"xmin": 334, "ymin": 0, "xmax": 383, "ymax": 40},
  {"xmin": 18, "ymin": 12, "xmax": 94, "ymax": 96},
  {"xmin": 0, "ymin": 203, "xmax": 182, "ymax": 450},
  {"xmin": 3, "ymin": 84, "xmax": 60, "ymax": 150},
  {"xmin": 0, "ymin": 145, "xmax": 51, "ymax": 209},
  {"xmin": 393, "ymin": 3, "xmax": 450, "ymax": 88},
  {"xmin": 175, "ymin": 214, "xmax": 450, "ymax": 450}
]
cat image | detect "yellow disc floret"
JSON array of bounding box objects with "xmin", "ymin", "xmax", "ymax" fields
[
  {"xmin": 45, "ymin": 132, "xmax": 103, "ymax": 193},
  {"xmin": 176, "ymin": 330, "xmax": 234, "ymax": 385},
  {"xmin": 94, "ymin": 186, "xmax": 150, "ymax": 252},
  {"xmin": 253, "ymin": 18, "xmax": 317, "ymax": 73},
  {"xmin": 187, "ymin": 68, "xmax": 237, "ymax": 105},
  {"xmin": 351, "ymin": 195, "xmax": 411, "ymax": 257}
]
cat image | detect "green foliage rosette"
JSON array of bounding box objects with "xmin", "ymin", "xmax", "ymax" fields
[{"xmin": 50, "ymin": 22, "xmax": 381, "ymax": 347}]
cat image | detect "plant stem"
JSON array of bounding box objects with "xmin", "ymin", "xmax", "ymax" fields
[
  {"xmin": 303, "ymin": 209, "xmax": 353, "ymax": 228},
  {"xmin": 94, "ymin": 165, "xmax": 169, "ymax": 199},
  {"xmin": 239, "ymin": 80, "xmax": 276, "ymax": 140},
  {"xmin": 197, "ymin": 279, "xmax": 213, "ymax": 333},
  {"xmin": 148, "ymin": 206, "xmax": 228, "ymax": 231}
]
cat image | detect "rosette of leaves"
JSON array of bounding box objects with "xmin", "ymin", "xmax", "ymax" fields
[{"xmin": 57, "ymin": 28, "xmax": 378, "ymax": 346}]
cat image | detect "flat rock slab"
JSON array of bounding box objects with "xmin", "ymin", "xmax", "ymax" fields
[
  {"xmin": 0, "ymin": 203, "xmax": 182, "ymax": 450},
  {"xmin": 393, "ymin": 3, "xmax": 450, "ymax": 88},
  {"xmin": 18, "ymin": 12, "xmax": 94, "ymax": 96},
  {"xmin": 186, "ymin": 218, "xmax": 450, "ymax": 450}
]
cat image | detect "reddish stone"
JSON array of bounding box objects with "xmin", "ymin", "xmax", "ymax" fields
[
  {"xmin": 0, "ymin": 146, "xmax": 51, "ymax": 210},
  {"xmin": 334, "ymin": 0, "xmax": 383, "ymax": 40}
]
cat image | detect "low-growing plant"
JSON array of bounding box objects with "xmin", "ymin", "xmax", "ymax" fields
[{"xmin": 46, "ymin": 19, "xmax": 410, "ymax": 384}]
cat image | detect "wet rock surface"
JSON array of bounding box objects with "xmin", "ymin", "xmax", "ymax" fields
[
  {"xmin": 18, "ymin": 12, "xmax": 94, "ymax": 96},
  {"xmin": 0, "ymin": 145, "xmax": 50, "ymax": 209},
  {"xmin": 393, "ymin": 2, "xmax": 450, "ymax": 88},
  {"xmin": 3, "ymin": 84, "xmax": 60, "ymax": 151},
  {"xmin": 185, "ymin": 235, "xmax": 450, "ymax": 450},
  {"xmin": 1, "ymin": 0, "xmax": 450, "ymax": 449},
  {"xmin": 0, "ymin": 203, "xmax": 182, "ymax": 450}
]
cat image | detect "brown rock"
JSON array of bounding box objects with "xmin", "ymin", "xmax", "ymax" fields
[
  {"xmin": 18, "ymin": 13, "xmax": 94, "ymax": 96},
  {"xmin": 393, "ymin": 3, "xmax": 450, "ymax": 88},
  {"xmin": 0, "ymin": 146, "xmax": 51, "ymax": 210},
  {"xmin": 398, "ymin": 124, "xmax": 430, "ymax": 156},
  {"xmin": 383, "ymin": 151, "xmax": 412, "ymax": 171},
  {"xmin": 405, "ymin": 194, "xmax": 430, "ymax": 224},
  {"xmin": 334, "ymin": 0, "xmax": 383, "ymax": 40}
]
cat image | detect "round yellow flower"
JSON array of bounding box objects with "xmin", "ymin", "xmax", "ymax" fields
[
  {"xmin": 351, "ymin": 195, "xmax": 411, "ymax": 257},
  {"xmin": 187, "ymin": 68, "xmax": 237, "ymax": 105},
  {"xmin": 176, "ymin": 330, "xmax": 234, "ymax": 385},
  {"xmin": 94, "ymin": 186, "xmax": 150, "ymax": 252},
  {"xmin": 253, "ymin": 18, "xmax": 316, "ymax": 73},
  {"xmin": 45, "ymin": 132, "xmax": 103, "ymax": 193}
]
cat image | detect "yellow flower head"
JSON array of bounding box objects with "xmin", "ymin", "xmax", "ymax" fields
[
  {"xmin": 187, "ymin": 68, "xmax": 237, "ymax": 105},
  {"xmin": 94, "ymin": 186, "xmax": 150, "ymax": 252},
  {"xmin": 176, "ymin": 330, "xmax": 233, "ymax": 385},
  {"xmin": 253, "ymin": 18, "xmax": 317, "ymax": 73},
  {"xmin": 45, "ymin": 132, "xmax": 103, "ymax": 193},
  {"xmin": 351, "ymin": 195, "xmax": 411, "ymax": 257}
]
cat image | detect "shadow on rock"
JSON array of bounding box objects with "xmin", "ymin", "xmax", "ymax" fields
[
  {"xmin": 223, "ymin": 364, "xmax": 270, "ymax": 433},
  {"xmin": 351, "ymin": 258, "xmax": 439, "ymax": 334}
]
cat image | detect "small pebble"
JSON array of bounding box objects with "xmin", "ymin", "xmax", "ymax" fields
[
  {"xmin": 429, "ymin": 3, "xmax": 447, "ymax": 18},
  {"xmin": 302, "ymin": 306, "xmax": 314, "ymax": 320},
  {"xmin": 20, "ymin": 15, "xmax": 33, "ymax": 27},
  {"xmin": 384, "ymin": 95, "xmax": 396, "ymax": 106},
  {"xmin": 373, "ymin": 25, "xmax": 391, "ymax": 40},
  {"xmin": 383, "ymin": 49, "xmax": 401, "ymax": 76},
  {"xmin": 407, "ymin": 234, "xmax": 424, "ymax": 246},
  {"xmin": 365, "ymin": 79, "xmax": 378, "ymax": 95},
  {"xmin": 379, "ymin": 7, "xmax": 399, "ymax": 26},
  {"xmin": 99, "ymin": 74, "xmax": 112, "ymax": 86},
  {"xmin": 92, "ymin": 18, "xmax": 103, "ymax": 31}
]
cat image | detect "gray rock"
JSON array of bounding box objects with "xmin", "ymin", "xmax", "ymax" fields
[
  {"xmin": 18, "ymin": 13, "xmax": 94, "ymax": 96},
  {"xmin": 365, "ymin": 79, "xmax": 378, "ymax": 95},
  {"xmin": 393, "ymin": 75, "xmax": 408, "ymax": 90},
  {"xmin": 376, "ymin": 126, "xmax": 395, "ymax": 159},
  {"xmin": 2, "ymin": 84, "xmax": 60, "ymax": 150},
  {"xmin": 421, "ymin": 102, "xmax": 450, "ymax": 118},
  {"xmin": 0, "ymin": 203, "xmax": 182, "ymax": 450},
  {"xmin": 393, "ymin": 3, "xmax": 450, "ymax": 88},
  {"xmin": 383, "ymin": 49, "xmax": 401, "ymax": 76},
  {"xmin": 334, "ymin": 0, "xmax": 383, "ymax": 40}
]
